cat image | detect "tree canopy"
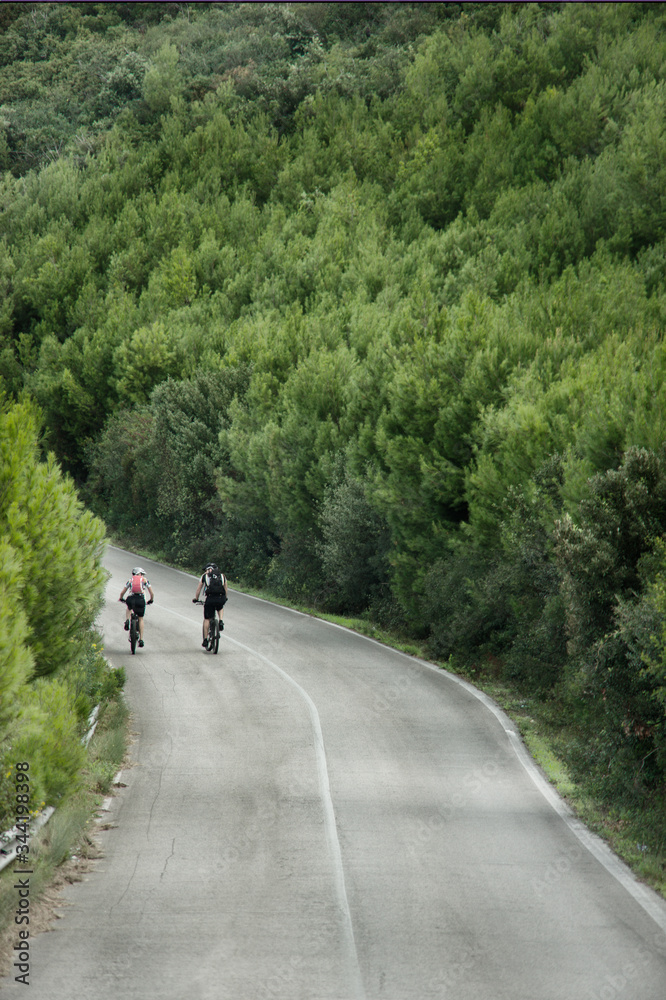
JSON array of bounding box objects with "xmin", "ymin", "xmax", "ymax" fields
[{"xmin": 2, "ymin": 0, "xmax": 666, "ymax": 820}]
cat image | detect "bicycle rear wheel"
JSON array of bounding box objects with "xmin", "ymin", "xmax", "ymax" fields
[
  {"xmin": 212, "ymin": 618, "xmax": 220, "ymax": 654},
  {"xmin": 130, "ymin": 615, "xmax": 138, "ymax": 654}
]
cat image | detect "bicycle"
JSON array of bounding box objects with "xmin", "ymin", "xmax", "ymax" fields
[
  {"xmin": 194, "ymin": 600, "xmax": 221, "ymax": 653},
  {"xmin": 120, "ymin": 597, "xmax": 151, "ymax": 654}
]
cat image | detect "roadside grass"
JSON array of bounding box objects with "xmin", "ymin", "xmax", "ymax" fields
[
  {"xmin": 500, "ymin": 689, "xmax": 666, "ymax": 897},
  {"xmin": 471, "ymin": 679, "xmax": 665, "ymax": 891},
  {"xmin": 0, "ymin": 691, "xmax": 129, "ymax": 960},
  {"xmin": 103, "ymin": 541, "xmax": 666, "ymax": 900}
]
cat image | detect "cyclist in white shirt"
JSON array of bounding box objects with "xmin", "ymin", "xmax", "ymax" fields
[{"xmin": 119, "ymin": 567, "xmax": 154, "ymax": 647}]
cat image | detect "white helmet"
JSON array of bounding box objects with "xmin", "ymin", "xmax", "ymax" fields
[{"xmin": 132, "ymin": 567, "xmax": 144, "ymax": 575}]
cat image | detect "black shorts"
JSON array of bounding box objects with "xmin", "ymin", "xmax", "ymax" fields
[
  {"xmin": 126, "ymin": 593, "xmax": 146, "ymax": 617},
  {"xmin": 204, "ymin": 595, "xmax": 226, "ymax": 618}
]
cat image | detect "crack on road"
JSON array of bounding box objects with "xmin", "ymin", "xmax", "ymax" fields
[
  {"xmin": 146, "ymin": 668, "xmax": 160, "ymax": 694},
  {"xmin": 147, "ymin": 735, "xmax": 173, "ymax": 837},
  {"xmin": 110, "ymin": 852, "xmax": 140, "ymax": 913},
  {"xmin": 160, "ymin": 838, "xmax": 176, "ymax": 880}
]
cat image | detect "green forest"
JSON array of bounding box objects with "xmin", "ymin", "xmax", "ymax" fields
[{"xmin": 1, "ymin": 2, "xmax": 666, "ymax": 872}]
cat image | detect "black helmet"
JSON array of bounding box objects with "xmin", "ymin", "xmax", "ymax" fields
[{"xmin": 204, "ymin": 563, "xmax": 218, "ymax": 572}]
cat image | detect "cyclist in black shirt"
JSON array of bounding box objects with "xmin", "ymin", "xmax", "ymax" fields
[{"xmin": 193, "ymin": 563, "xmax": 228, "ymax": 647}]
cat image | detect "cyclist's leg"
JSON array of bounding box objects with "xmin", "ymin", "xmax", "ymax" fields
[
  {"xmin": 125, "ymin": 595, "xmax": 136, "ymax": 628},
  {"xmin": 133, "ymin": 596, "xmax": 146, "ymax": 639},
  {"xmin": 203, "ymin": 597, "xmax": 217, "ymax": 641}
]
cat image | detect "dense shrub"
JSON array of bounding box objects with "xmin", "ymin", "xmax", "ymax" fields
[{"xmin": 0, "ymin": 397, "xmax": 109, "ymax": 830}]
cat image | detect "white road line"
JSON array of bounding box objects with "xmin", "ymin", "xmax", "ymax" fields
[
  {"xmin": 149, "ymin": 600, "xmax": 366, "ymax": 1000},
  {"xmin": 247, "ymin": 596, "xmax": 666, "ymax": 934}
]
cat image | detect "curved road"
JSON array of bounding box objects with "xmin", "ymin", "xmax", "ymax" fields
[{"xmin": 2, "ymin": 545, "xmax": 666, "ymax": 999}]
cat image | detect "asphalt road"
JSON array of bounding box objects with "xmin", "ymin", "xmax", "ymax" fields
[{"xmin": 2, "ymin": 544, "xmax": 666, "ymax": 999}]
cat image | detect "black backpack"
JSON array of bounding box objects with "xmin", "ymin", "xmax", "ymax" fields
[{"xmin": 206, "ymin": 569, "xmax": 226, "ymax": 599}]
